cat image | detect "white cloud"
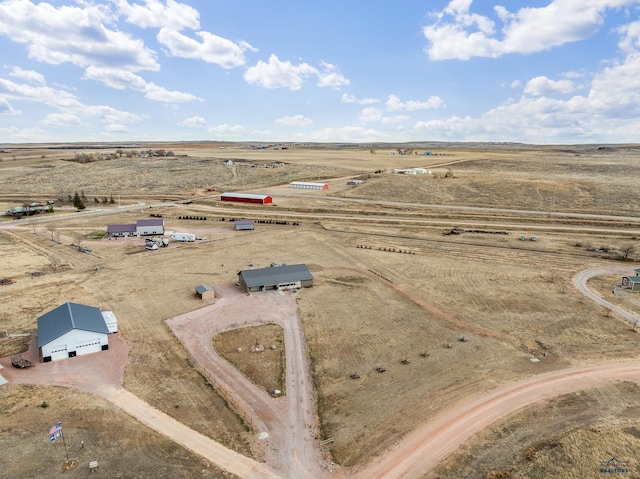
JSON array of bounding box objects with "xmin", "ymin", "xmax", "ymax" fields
[
  {"xmin": 0, "ymin": 0, "xmax": 159, "ymax": 71},
  {"xmin": 524, "ymin": 76, "xmax": 575, "ymax": 96},
  {"xmin": 275, "ymin": 114, "xmax": 313, "ymax": 126},
  {"xmin": 143, "ymin": 82, "xmax": 202, "ymax": 103},
  {"xmin": 316, "ymin": 62, "xmax": 350, "ymax": 88},
  {"xmin": 83, "ymin": 66, "xmax": 148, "ymax": 90},
  {"xmin": 83, "ymin": 65, "xmax": 201, "ymax": 102},
  {"xmin": 341, "ymin": 93, "xmax": 379, "ymax": 104},
  {"xmin": 178, "ymin": 116, "xmax": 207, "ymax": 128},
  {"xmin": 385, "ymin": 94, "xmax": 445, "ymax": 111},
  {"xmin": 423, "ymin": 0, "xmax": 637, "ymax": 60},
  {"xmin": 244, "ymin": 54, "xmax": 349, "ymax": 90},
  {"xmin": 412, "ymin": 38, "xmax": 640, "ymax": 143},
  {"xmin": 381, "ymin": 115, "xmax": 410, "ymax": 124},
  {"xmin": 43, "ymin": 113, "xmax": 82, "ymax": 127},
  {"xmin": 0, "ymin": 76, "xmax": 143, "ymax": 124},
  {"xmin": 244, "ymin": 55, "xmax": 317, "ymax": 90},
  {"xmin": 0, "ymin": 125, "xmax": 47, "ymax": 140},
  {"xmin": 9, "ymin": 66, "xmax": 45, "ymax": 85},
  {"xmin": 359, "ymin": 107, "xmax": 383, "ymax": 123},
  {"xmin": 208, "ymin": 124, "xmax": 245, "ymax": 133},
  {"xmin": 114, "ymin": 0, "xmax": 200, "ymax": 30},
  {"xmin": 617, "ymin": 19, "xmax": 640, "ymax": 53},
  {"xmin": 157, "ymin": 28, "xmax": 253, "ymax": 68},
  {"xmin": 0, "ymin": 97, "xmax": 18, "ymax": 114},
  {"xmin": 105, "ymin": 123, "xmax": 128, "ymax": 133}
]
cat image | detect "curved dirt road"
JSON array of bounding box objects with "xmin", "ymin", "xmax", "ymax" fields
[
  {"xmin": 166, "ymin": 284, "xmax": 328, "ymax": 479},
  {"xmin": 0, "ymin": 333, "xmax": 278, "ymax": 479},
  {"xmin": 573, "ymin": 266, "xmax": 640, "ymax": 324},
  {"xmin": 350, "ymin": 265, "xmax": 640, "ymax": 479},
  {"xmin": 5, "ymin": 262, "xmax": 640, "ymax": 479},
  {"xmin": 353, "ymin": 360, "xmax": 640, "ymax": 479}
]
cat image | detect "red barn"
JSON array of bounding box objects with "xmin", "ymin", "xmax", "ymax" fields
[{"xmin": 220, "ymin": 192, "xmax": 273, "ymax": 204}]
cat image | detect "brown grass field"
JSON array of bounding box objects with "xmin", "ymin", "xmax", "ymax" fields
[
  {"xmin": 213, "ymin": 324, "xmax": 286, "ymax": 396},
  {"xmin": 1, "ymin": 142, "xmax": 639, "ymax": 477}
]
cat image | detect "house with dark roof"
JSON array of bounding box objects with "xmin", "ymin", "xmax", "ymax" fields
[
  {"xmin": 106, "ymin": 223, "xmax": 137, "ymax": 237},
  {"xmin": 106, "ymin": 218, "xmax": 165, "ymax": 237},
  {"xmin": 37, "ymin": 302, "xmax": 111, "ymax": 362},
  {"xmin": 621, "ymin": 269, "xmax": 640, "ymax": 292},
  {"xmin": 237, "ymin": 264, "xmax": 313, "ymax": 293}
]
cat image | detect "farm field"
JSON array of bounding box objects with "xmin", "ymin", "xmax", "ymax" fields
[{"xmin": 1, "ymin": 142, "xmax": 639, "ymax": 478}]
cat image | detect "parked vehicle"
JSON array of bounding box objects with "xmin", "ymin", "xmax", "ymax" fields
[
  {"xmin": 171, "ymin": 233, "xmax": 196, "ymax": 242},
  {"xmin": 145, "ymin": 243, "xmax": 158, "ymax": 250},
  {"xmin": 11, "ymin": 355, "xmax": 32, "ymax": 368},
  {"xmin": 146, "ymin": 237, "xmax": 169, "ymax": 247}
]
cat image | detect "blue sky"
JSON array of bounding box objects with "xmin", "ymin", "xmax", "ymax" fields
[{"xmin": 1, "ymin": 0, "xmax": 640, "ymax": 144}]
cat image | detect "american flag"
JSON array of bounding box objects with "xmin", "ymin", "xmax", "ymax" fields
[
  {"xmin": 49, "ymin": 423, "xmax": 62, "ymax": 442},
  {"xmin": 49, "ymin": 423, "xmax": 62, "ymax": 435}
]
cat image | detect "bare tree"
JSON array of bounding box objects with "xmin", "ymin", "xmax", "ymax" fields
[
  {"xmin": 620, "ymin": 243, "xmax": 636, "ymax": 261},
  {"xmin": 46, "ymin": 222, "xmax": 57, "ymax": 243}
]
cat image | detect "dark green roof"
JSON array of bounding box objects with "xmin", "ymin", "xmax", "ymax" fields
[
  {"xmin": 238, "ymin": 264, "xmax": 313, "ymax": 288},
  {"xmin": 195, "ymin": 284, "xmax": 214, "ymax": 294}
]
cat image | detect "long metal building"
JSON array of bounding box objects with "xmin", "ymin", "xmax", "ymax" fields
[
  {"xmin": 290, "ymin": 181, "xmax": 329, "ymax": 190},
  {"xmin": 220, "ymin": 193, "xmax": 273, "ymax": 204},
  {"xmin": 237, "ymin": 264, "xmax": 314, "ymax": 293}
]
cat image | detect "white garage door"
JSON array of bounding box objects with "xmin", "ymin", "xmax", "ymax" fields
[
  {"xmin": 75, "ymin": 338, "xmax": 102, "ymax": 356},
  {"xmin": 50, "ymin": 345, "xmax": 68, "ymax": 361}
]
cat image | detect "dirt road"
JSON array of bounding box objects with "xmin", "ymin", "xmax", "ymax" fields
[
  {"xmin": 349, "ymin": 266, "xmax": 640, "ymax": 479},
  {"xmin": 352, "ymin": 360, "xmax": 640, "ymax": 479},
  {"xmin": 166, "ymin": 284, "xmax": 329, "ymax": 478},
  {"xmin": 3, "ymin": 246, "xmax": 640, "ymax": 479},
  {"xmin": 573, "ymin": 266, "xmax": 640, "ymax": 324}
]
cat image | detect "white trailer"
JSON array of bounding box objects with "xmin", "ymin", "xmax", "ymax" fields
[{"xmin": 171, "ymin": 233, "xmax": 196, "ymax": 242}]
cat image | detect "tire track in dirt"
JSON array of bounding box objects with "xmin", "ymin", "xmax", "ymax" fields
[
  {"xmin": 352, "ymin": 360, "xmax": 640, "ymax": 479},
  {"xmin": 348, "ymin": 266, "xmax": 640, "ymax": 478}
]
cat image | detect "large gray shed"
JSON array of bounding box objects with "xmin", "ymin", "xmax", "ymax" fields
[
  {"xmin": 237, "ymin": 264, "xmax": 314, "ymax": 293},
  {"xmin": 37, "ymin": 302, "xmax": 110, "ymax": 362}
]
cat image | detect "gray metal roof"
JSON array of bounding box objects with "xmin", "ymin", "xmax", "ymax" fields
[
  {"xmin": 37, "ymin": 302, "xmax": 109, "ymax": 347},
  {"xmin": 137, "ymin": 219, "xmax": 164, "ymax": 227},
  {"xmin": 238, "ymin": 264, "xmax": 313, "ymax": 288},
  {"xmin": 195, "ymin": 284, "xmax": 214, "ymax": 294}
]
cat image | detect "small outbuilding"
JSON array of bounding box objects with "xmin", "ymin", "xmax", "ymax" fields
[
  {"xmin": 220, "ymin": 193, "xmax": 273, "ymax": 205},
  {"xmin": 101, "ymin": 311, "xmax": 119, "ymax": 333},
  {"xmin": 235, "ymin": 220, "xmax": 255, "ymax": 231},
  {"xmin": 37, "ymin": 302, "xmax": 110, "ymax": 362},
  {"xmin": 195, "ymin": 284, "xmax": 216, "ymax": 301},
  {"xmin": 237, "ymin": 264, "xmax": 314, "ymax": 293}
]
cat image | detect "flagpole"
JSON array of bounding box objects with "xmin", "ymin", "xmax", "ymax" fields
[{"xmin": 60, "ymin": 423, "xmax": 69, "ymax": 463}]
